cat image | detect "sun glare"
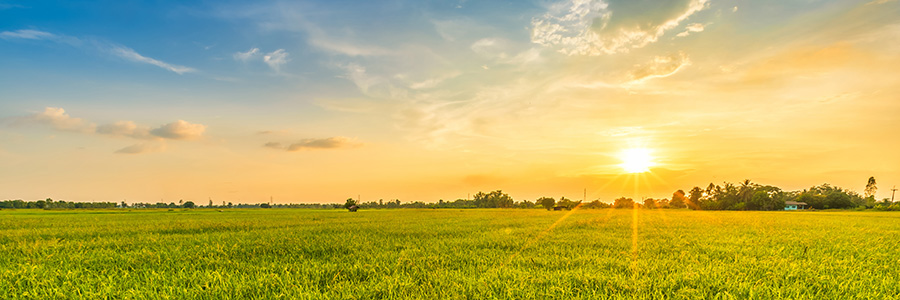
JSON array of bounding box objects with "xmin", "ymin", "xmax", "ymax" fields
[{"xmin": 619, "ymin": 148, "xmax": 654, "ymax": 173}]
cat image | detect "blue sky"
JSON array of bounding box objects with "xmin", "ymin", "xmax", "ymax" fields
[{"xmin": 1, "ymin": 0, "xmax": 899, "ymax": 203}]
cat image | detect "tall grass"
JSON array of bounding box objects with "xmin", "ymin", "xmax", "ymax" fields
[{"xmin": 1, "ymin": 209, "xmax": 898, "ymax": 299}]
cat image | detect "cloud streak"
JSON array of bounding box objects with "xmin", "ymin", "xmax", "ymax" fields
[
  {"xmin": 115, "ymin": 142, "xmax": 166, "ymax": 154},
  {"xmin": 108, "ymin": 46, "xmax": 196, "ymax": 74},
  {"xmin": 0, "ymin": 29, "xmax": 56, "ymax": 40},
  {"xmin": 265, "ymin": 137, "xmax": 362, "ymax": 152},
  {"xmin": 1, "ymin": 28, "xmax": 195, "ymax": 75}
]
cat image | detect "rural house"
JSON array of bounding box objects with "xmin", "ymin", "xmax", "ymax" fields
[{"xmin": 784, "ymin": 201, "xmax": 808, "ymax": 210}]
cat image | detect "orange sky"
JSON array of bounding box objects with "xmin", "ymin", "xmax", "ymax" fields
[{"xmin": 1, "ymin": 0, "xmax": 898, "ymax": 204}]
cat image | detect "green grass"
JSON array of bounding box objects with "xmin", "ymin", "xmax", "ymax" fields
[{"xmin": 1, "ymin": 208, "xmax": 899, "ymax": 299}]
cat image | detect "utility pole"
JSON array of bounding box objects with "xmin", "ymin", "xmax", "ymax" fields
[
  {"xmin": 583, "ymin": 188, "xmax": 586, "ymax": 203},
  {"xmin": 892, "ymin": 185, "xmax": 897, "ymax": 203}
]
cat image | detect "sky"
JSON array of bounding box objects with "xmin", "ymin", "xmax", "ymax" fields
[{"xmin": 1, "ymin": 0, "xmax": 899, "ymax": 204}]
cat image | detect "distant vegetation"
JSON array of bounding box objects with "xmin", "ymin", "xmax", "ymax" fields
[
  {"xmin": 4, "ymin": 178, "xmax": 897, "ymax": 211},
  {"xmin": 0, "ymin": 198, "xmax": 116, "ymax": 209}
]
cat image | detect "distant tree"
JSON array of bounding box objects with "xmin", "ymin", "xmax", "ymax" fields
[
  {"xmin": 865, "ymin": 177, "xmax": 877, "ymax": 198},
  {"xmin": 473, "ymin": 190, "xmax": 514, "ymax": 208},
  {"xmin": 670, "ymin": 190, "xmax": 687, "ymax": 208},
  {"xmin": 537, "ymin": 197, "xmax": 555, "ymax": 210},
  {"xmin": 182, "ymin": 201, "xmax": 196, "ymax": 209},
  {"xmin": 344, "ymin": 198, "xmax": 358, "ymax": 210},
  {"xmin": 613, "ymin": 197, "xmax": 635, "ymax": 209},
  {"xmin": 864, "ymin": 177, "xmax": 878, "ymax": 206},
  {"xmin": 643, "ymin": 198, "xmax": 657, "ymax": 209},
  {"xmin": 227, "ymin": 202, "xmax": 233, "ymax": 208},
  {"xmin": 259, "ymin": 203, "xmax": 271, "ymax": 208},
  {"xmin": 584, "ymin": 200, "xmax": 611, "ymax": 209},
  {"xmin": 687, "ymin": 187, "xmax": 703, "ymax": 209},
  {"xmin": 556, "ymin": 197, "xmax": 579, "ymax": 210},
  {"xmin": 657, "ymin": 198, "xmax": 671, "ymax": 208}
]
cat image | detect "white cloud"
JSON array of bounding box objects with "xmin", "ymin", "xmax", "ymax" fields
[
  {"xmin": 263, "ymin": 49, "xmax": 289, "ymax": 72},
  {"xmin": 149, "ymin": 120, "xmax": 206, "ymax": 140},
  {"xmin": 15, "ymin": 107, "xmax": 96, "ymax": 133},
  {"xmin": 233, "ymin": 47, "xmax": 260, "ymax": 61},
  {"xmin": 531, "ymin": 0, "xmax": 709, "ymax": 55},
  {"xmin": 0, "ymin": 29, "xmax": 56, "ymax": 40},
  {"xmin": 11, "ymin": 107, "xmax": 208, "ymax": 154},
  {"xmin": 676, "ymin": 23, "xmax": 706, "ymax": 37},
  {"xmin": 96, "ymin": 121, "xmax": 152, "ymax": 139},
  {"xmin": 109, "ymin": 46, "xmax": 195, "ymax": 75}
]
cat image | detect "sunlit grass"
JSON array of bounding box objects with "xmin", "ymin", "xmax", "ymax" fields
[{"xmin": 1, "ymin": 209, "xmax": 899, "ymax": 299}]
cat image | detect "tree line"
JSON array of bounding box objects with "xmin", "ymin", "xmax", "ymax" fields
[
  {"xmin": 4, "ymin": 178, "xmax": 896, "ymax": 211},
  {"xmin": 0, "ymin": 198, "xmax": 116, "ymax": 209}
]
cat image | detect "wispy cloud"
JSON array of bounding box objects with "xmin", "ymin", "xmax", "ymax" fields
[
  {"xmin": 108, "ymin": 46, "xmax": 196, "ymax": 74},
  {"xmin": 531, "ymin": 0, "xmax": 709, "ymax": 55},
  {"xmin": 265, "ymin": 137, "xmax": 362, "ymax": 152},
  {"xmin": 233, "ymin": 47, "xmax": 260, "ymax": 61},
  {"xmin": 866, "ymin": 0, "xmax": 897, "ymax": 5},
  {"xmin": 115, "ymin": 142, "xmax": 166, "ymax": 154},
  {"xmin": 263, "ymin": 49, "xmax": 289, "ymax": 72},
  {"xmin": 1, "ymin": 28, "xmax": 195, "ymax": 75},
  {"xmin": 676, "ymin": 23, "xmax": 706, "ymax": 37},
  {"xmin": 628, "ymin": 52, "xmax": 691, "ymax": 83},
  {"xmin": 0, "ymin": 29, "xmax": 56, "ymax": 40},
  {"xmin": 0, "ymin": 3, "xmax": 25, "ymax": 10},
  {"xmin": 308, "ymin": 37, "xmax": 390, "ymax": 57}
]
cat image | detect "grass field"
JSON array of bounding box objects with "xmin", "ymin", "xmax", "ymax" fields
[{"xmin": 1, "ymin": 208, "xmax": 899, "ymax": 299}]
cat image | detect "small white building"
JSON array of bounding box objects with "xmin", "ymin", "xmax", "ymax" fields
[{"xmin": 784, "ymin": 201, "xmax": 808, "ymax": 210}]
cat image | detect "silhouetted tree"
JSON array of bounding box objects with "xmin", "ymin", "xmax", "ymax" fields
[
  {"xmin": 344, "ymin": 198, "xmax": 357, "ymax": 209},
  {"xmin": 613, "ymin": 197, "xmax": 635, "ymax": 209},
  {"xmin": 473, "ymin": 190, "xmax": 514, "ymax": 208},
  {"xmin": 538, "ymin": 197, "xmax": 555, "ymax": 210},
  {"xmin": 643, "ymin": 198, "xmax": 657, "ymax": 209},
  {"xmin": 671, "ymin": 190, "xmax": 687, "ymax": 208}
]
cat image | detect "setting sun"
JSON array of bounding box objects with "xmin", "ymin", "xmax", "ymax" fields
[{"xmin": 619, "ymin": 148, "xmax": 654, "ymax": 173}]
